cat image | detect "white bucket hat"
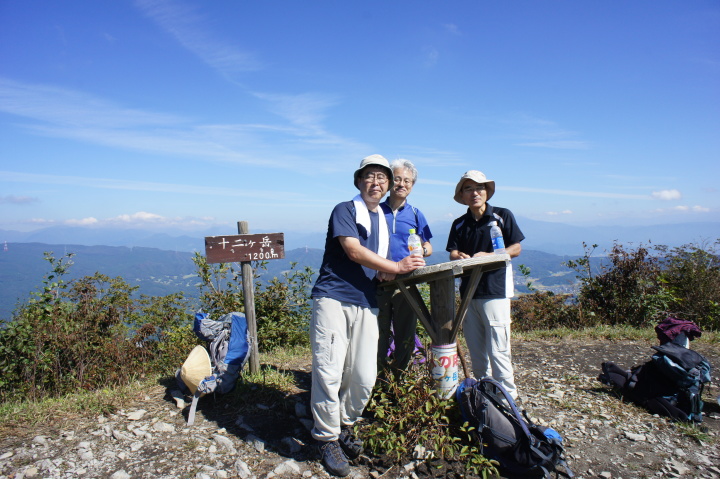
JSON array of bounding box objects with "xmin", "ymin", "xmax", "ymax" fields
[
  {"xmin": 180, "ymin": 345, "xmax": 212, "ymax": 395},
  {"xmin": 353, "ymin": 154, "xmax": 394, "ymax": 190},
  {"xmin": 453, "ymin": 170, "xmax": 496, "ymax": 204}
]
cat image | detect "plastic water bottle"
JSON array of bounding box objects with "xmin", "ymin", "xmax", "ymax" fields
[
  {"xmin": 407, "ymin": 228, "xmax": 423, "ymax": 257},
  {"xmin": 489, "ymin": 221, "xmax": 506, "ymax": 254}
]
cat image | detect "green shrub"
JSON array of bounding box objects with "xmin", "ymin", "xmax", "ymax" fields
[
  {"xmin": 512, "ymin": 264, "xmax": 579, "ymax": 331},
  {"xmin": 512, "ymin": 291, "xmax": 579, "ymax": 331},
  {"xmin": 364, "ymin": 365, "xmax": 498, "ymax": 477},
  {"xmin": 0, "ymin": 252, "xmax": 193, "ymax": 402},
  {"xmin": 192, "ymin": 253, "xmax": 313, "ymax": 351},
  {"xmin": 658, "ymin": 240, "xmax": 720, "ymax": 331},
  {"xmin": 565, "ymin": 242, "xmax": 672, "ymax": 328}
]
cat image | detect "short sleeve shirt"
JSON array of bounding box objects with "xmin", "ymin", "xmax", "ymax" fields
[
  {"xmin": 445, "ymin": 204, "xmax": 525, "ymax": 299},
  {"xmin": 311, "ymin": 201, "xmax": 384, "ymax": 308},
  {"xmin": 380, "ymin": 200, "xmax": 433, "ymax": 262}
]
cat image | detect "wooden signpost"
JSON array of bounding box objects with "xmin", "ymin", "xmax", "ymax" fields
[{"xmin": 204, "ymin": 222, "xmax": 285, "ymax": 374}]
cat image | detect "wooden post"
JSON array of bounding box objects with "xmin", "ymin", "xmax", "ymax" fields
[
  {"xmin": 204, "ymin": 225, "xmax": 285, "ymax": 375},
  {"xmin": 238, "ymin": 221, "xmax": 261, "ymax": 374}
]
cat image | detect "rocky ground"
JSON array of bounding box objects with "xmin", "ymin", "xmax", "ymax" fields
[{"xmin": 1, "ymin": 338, "xmax": 719, "ymax": 479}]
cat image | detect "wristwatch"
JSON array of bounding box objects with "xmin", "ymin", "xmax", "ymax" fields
[{"xmin": 423, "ymin": 247, "xmax": 428, "ymax": 257}]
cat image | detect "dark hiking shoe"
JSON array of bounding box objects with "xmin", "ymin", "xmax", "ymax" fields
[
  {"xmin": 318, "ymin": 440, "xmax": 350, "ymax": 477},
  {"xmin": 339, "ymin": 427, "xmax": 363, "ymax": 459}
]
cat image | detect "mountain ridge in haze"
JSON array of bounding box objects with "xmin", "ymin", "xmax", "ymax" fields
[{"xmin": 2, "ymin": 218, "xmax": 717, "ymax": 256}]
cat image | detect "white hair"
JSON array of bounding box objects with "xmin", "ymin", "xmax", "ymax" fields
[{"xmin": 389, "ymin": 159, "xmax": 418, "ymax": 184}]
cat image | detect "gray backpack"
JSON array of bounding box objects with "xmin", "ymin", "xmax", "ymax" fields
[
  {"xmin": 176, "ymin": 311, "xmax": 250, "ymax": 424},
  {"xmin": 457, "ymin": 377, "xmax": 574, "ymax": 478}
]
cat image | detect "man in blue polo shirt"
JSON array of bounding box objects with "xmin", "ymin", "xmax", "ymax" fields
[
  {"xmin": 310, "ymin": 155, "xmax": 425, "ymax": 477},
  {"xmin": 446, "ymin": 170, "xmax": 525, "ymax": 400},
  {"xmin": 377, "ymin": 159, "xmax": 433, "ymax": 374}
]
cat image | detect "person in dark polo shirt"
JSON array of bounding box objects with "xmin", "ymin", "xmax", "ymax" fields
[{"xmin": 446, "ymin": 170, "xmax": 525, "ymax": 400}]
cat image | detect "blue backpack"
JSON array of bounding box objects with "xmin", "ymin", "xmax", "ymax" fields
[
  {"xmin": 192, "ymin": 310, "xmax": 250, "ymax": 393},
  {"xmin": 457, "ymin": 377, "xmax": 574, "ymax": 478},
  {"xmin": 176, "ymin": 311, "xmax": 250, "ymax": 424}
]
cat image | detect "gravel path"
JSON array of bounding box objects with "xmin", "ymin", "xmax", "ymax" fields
[{"xmin": 0, "ymin": 339, "xmax": 718, "ymax": 478}]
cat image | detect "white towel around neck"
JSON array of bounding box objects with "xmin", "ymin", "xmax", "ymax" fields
[{"xmin": 353, "ymin": 194, "xmax": 389, "ymax": 262}]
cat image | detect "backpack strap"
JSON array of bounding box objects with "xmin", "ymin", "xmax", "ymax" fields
[
  {"xmin": 529, "ymin": 433, "xmax": 575, "ymax": 478},
  {"xmin": 480, "ymin": 378, "xmax": 532, "ymax": 438},
  {"xmin": 187, "ymin": 389, "xmax": 203, "ymax": 426},
  {"xmin": 627, "ymin": 367, "xmax": 641, "ymax": 390}
]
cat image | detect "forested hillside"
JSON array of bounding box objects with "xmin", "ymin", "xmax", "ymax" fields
[{"xmin": 0, "ymin": 242, "xmax": 580, "ymax": 321}]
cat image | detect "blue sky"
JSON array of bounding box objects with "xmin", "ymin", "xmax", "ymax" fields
[{"xmin": 1, "ymin": 1, "xmax": 718, "ymax": 236}]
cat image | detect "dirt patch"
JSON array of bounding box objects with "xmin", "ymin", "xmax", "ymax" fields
[
  {"xmin": 219, "ymin": 338, "xmax": 720, "ymax": 478},
  {"xmin": 1, "ymin": 338, "xmax": 718, "ymax": 479}
]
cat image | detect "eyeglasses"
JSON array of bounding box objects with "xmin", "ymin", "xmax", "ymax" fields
[
  {"xmin": 462, "ymin": 184, "xmax": 486, "ymax": 194},
  {"xmin": 393, "ymin": 177, "xmax": 414, "ymax": 186},
  {"xmin": 363, "ymin": 172, "xmax": 389, "ymax": 184}
]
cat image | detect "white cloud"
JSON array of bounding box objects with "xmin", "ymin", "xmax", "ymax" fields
[
  {"xmin": 443, "ymin": 23, "xmax": 461, "ymax": 35},
  {"xmin": 0, "ymin": 77, "xmax": 185, "ymax": 129},
  {"xmin": 135, "ymin": 0, "xmax": 262, "ymax": 75},
  {"xmin": 651, "ymin": 189, "xmax": 682, "ymax": 200},
  {"xmin": 111, "ymin": 212, "xmax": 164, "ymax": 223},
  {"xmin": 653, "ymin": 205, "xmax": 711, "ymax": 215},
  {"xmin": 0, "ymin": 170, "xmax": 305, "ymax": 200},
  {"xmin": 61, "ymin": 211, "xmax": 219, "ymax": 229},
  {"xmin": 502, "ymin": 185, "xmax": 648, "ymax": 200},
  {"xmin": 0, "ymin": 77, "xmax": 368, "ymax": 171},
  {"xmin": 66, "ymin": 217, "xmax": 99, "ymax": 226},
  {"xmin": 423, "ymin": 47, "xmax": 439, "ymax": 67},
  {"xmin": 28, "ymin": 218, "xmax": 56, "ymax": 225},
  {"xmin": 517, "ymin": 141, "xmax": 590, "ymax": 150},
  {"xmin": 252, "ymin": 92, "xmax": 340, "ymax": 132},
  {"xmin": 21, "ymin": 212, "xmax": 221, "ymax": 230},
  {"xmin": 0, "ymin": 195, "xmax": 38, "ymax": 205},
  {"xmin": 508, "ymin": 114, "xmax": 590, "ymax": 150}
]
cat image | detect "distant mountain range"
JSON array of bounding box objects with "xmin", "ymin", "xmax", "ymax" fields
[
  {"xmin": 2, "ymin": 218, "xmax": 716, "ymax": 256},
  {"xmin": 1, "ymin": 242, "xmax": 579, "ymax": 322},
  {"xmin": 2, "ymin": 219, "xmax": 716, "ymax": 321}
]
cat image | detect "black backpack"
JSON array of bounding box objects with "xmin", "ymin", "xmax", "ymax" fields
[
  {"xmin": 457, "ymin": 377, "xmax": 574, "ymax": 478},
  {"xmin": 599, "ymin": 343, "xmax": 711, "ymax": 423}
]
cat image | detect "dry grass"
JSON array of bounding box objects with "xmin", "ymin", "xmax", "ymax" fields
[
  {"xmin": 0, "ymin": 380, "xmax": 144, "ymax": 439},
  {"xmin": 1, "ymin": 329, "xmax": 716, "ymax": 441},
  {"xmin": 516, "ymin": 325, "xmax": 718, "ymax": 344}
]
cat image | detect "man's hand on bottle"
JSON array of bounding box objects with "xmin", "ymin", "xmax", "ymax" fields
[{"xmin": 397, "ymin": 254, "xmax": 425, "ymax": 274}]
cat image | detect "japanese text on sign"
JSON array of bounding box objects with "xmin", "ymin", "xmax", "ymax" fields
[{"xmin": 204, "ymin": 233, "xmax": 285, "ymax": 264}]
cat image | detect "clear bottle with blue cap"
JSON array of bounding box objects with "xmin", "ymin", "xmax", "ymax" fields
[{"xmin": 489, "ymin": 221, "xmax": 505, "ymax": 254}]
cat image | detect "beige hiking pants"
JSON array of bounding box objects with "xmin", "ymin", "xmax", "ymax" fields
[
  {"xmin": 463, "ymin": 297, "xmax": 518, "ymax": 400},
  {"xmin": 310, "ymin": 297, "xmax": 379, "ymax": 442}
]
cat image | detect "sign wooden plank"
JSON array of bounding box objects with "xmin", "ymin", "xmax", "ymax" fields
[{"xmin": 205, "ymin": 233, "xmax": 285, "ymax": 264}]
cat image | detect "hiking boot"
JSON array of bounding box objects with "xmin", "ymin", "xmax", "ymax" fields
[
  {"xmin": 318, "ymin": 440, "xmax": 350, "ymax": 477},
  {"xmin": 338, "ymin": 426, "xmax": 363, "ymax": 459}
]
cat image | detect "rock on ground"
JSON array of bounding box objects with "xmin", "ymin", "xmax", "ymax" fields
[{"xmin": 0, "ymin": 339, "xmax": 718, "ymax": 478}]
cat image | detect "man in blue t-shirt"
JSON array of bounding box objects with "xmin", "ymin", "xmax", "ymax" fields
[
  {"xmin": 377, "ymin": 159, "xmax": 433, "ymax": 374},
  {"xmin": 446, "ymin": 170, "xmax": 525, "ymax": 400},
  {"xmin": 310, "ymin": 155, "xmax": 425, "ymax": 477}
]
